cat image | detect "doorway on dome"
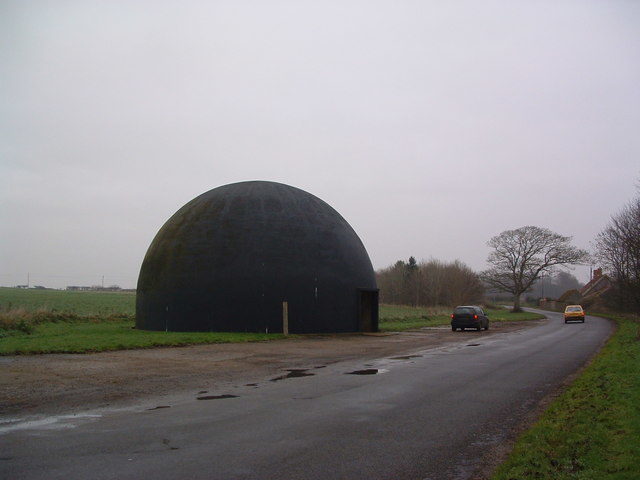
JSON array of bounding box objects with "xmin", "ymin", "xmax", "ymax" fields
[{"xmin": 358, "ymin": 289, "xmax": 379, "ymax": 332}]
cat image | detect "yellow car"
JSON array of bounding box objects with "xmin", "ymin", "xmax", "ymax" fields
[{"xmin": 564, "ymin": 305, "xmax": 585, "ymax": 323}]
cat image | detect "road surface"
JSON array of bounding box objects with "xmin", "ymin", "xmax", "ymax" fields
[{"xmin": 1, "ymin": 310, "xmax": 613, "ymax": 480}]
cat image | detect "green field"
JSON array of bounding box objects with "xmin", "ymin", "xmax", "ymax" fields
[
  {"xmin": 0, "ymin": 287, "xmax": 135, "ymax": 315},
  {"xmin": 492, "ymin": 313, "xmax": 640, "ymax": 479},
  {"xmin": 0, "ymin": 288, "xmax": 543, "ymax": 354}
]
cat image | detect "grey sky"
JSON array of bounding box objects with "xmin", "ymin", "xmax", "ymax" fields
[{"xmin": 1, "ymin": 1, "xmax": 639, "ymax": 289}]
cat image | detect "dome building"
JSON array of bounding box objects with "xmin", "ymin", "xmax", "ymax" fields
[{"xmin": 136, "ymin": 181, "xmax": 378, "ymax": 333}]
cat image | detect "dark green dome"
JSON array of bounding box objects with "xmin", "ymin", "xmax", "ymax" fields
[{"xmin": 136, "ymin": 181, "xmax": 378, "ymax": 333}]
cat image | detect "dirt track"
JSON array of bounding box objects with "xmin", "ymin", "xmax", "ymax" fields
[{"xmin": 0, "ymin": 320, "xmax": 544, "ymax": 417}]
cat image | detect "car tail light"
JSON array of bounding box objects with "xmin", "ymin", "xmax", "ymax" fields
[
  {"xmin": 474, "ymin": 314, "xmax": 478, "ymax": 319},
  {"xmin": 451, "ymin": 314, "xmax": 454, "ymax": 319}
]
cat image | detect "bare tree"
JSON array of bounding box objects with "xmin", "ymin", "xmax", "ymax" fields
[
  {"xmin": 481, "ymin": 226, "xmax": 588, "ymax": 312},
  {"xmin": 594, "ymin": 196, "xmax": 640, "ymax": 311}
]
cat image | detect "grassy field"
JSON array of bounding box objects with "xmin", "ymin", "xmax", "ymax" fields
[
  {"xmin": 492, "ymin": 313, "xmax": 640, "ymax": 480},
  {"xmin": 0, "ymin": 287, "xmax": 135, "ymax": 315},
  {"xmin": 0, "ymin": 288, "xmax": 543, "ymax": 354}
]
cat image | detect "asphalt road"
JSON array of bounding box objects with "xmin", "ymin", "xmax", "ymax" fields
[{"xmin": 1, "ymin": 310, "xmax": 613, "ymax": 480}]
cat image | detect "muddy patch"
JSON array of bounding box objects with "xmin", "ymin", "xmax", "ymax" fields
[{"xmin": 347, "ymin": 369, "xmax": 379, "ymax": 375}]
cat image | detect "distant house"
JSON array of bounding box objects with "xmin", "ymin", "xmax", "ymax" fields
[
  {"xmin": 65, "ymin": 285, "xmax": 125, "ymax": 292},
  {"xmin": 66, "ymin": 286, "xmax": 92, "ymax": 291},
  {"xmin": 580, "ymin": 268, "xmax": 613, "ymax": 298},
  {"xmin": 541, "ymin": 268, "xmax": 613, "ymax": 311},
  {"xmin": 558, "ymin": 289, "xmax": 582, "ymax": 305}
]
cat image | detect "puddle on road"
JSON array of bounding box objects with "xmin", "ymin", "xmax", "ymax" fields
[
  {"xmin": 197, "ymin": 390, "xmax": 208, "ymax": 394},
  {"xmin": 162, "ymin": 438, "xmax": 179, "ymax": 451},
  {"xmin": 390, "ymin": 355, "xmax": 423, "ymax": 360},
  {"xmin": 314, "ymin": 365, "xmax": 327, "ymax": 369},
  {"xmin": 466, "ymin": 343, "xmax": 481, "ymax": 347},
  {"xmin": 245, "ymin": 383, "xmax": 258, "ymax": 387},
  {"xmin": 147, "ymin": 405, "xmax": 171, "ymax": 411},
  {"xmin": 270, "ymin": 369, "xmax": 315, "ymax": 382},
  {"xmin": 196, "ymin": 394, "xmax": 239, "ymax": 400},
  {"xmin": 347, "ymin": 369, "xmax": 379, "ymax": 375}
]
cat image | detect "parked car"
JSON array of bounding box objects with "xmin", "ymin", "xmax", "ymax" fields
[
  {"xmin": 564, "ymin": 305, "xmax": 585, "ymax": 323},
  {"xmin": 451, "ymin": 306, "xmax": 489, "ymax": 331}
]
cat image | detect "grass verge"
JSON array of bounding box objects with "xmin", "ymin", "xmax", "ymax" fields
[
  {"xmin": 378, "ymin": 304, "xmax": 544, "ymax": 332},
  {"xmin": 491, "ymin": 313, "xmax": 640, "ymax": 480},
  {"xmin": 0, "ymin": 319, "xmax": 286, "ymax": 355}
]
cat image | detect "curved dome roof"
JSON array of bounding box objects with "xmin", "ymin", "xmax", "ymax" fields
[{"xmin": 136, "ymin": 181, "xmax": 377, "ymax": 333}]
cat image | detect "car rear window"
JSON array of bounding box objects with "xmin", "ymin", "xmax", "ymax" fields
[
  {"xmin": 566, "ymin": 306, "xmax": 582, "ymax": 312},
  {"xmin": 454, "ymin": 307, "xmax": 475, "ymax": 315}
]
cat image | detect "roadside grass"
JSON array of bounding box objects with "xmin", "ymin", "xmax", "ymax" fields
[
  {"xmin": 492, "ymin": 313, "xmax": 640, "ymax": 480},
  {"xmin": 489, "ymin": 309, "xmax": 545, "ymax": 322},
  {"xmin": 378, "ymin": 304, "xmax": 451, "ymax": 331},
  {"xmin": 378, "ymin": 304, "xmax": 544, "ymax": 332},
  {"xmin": 0, "ymin": 320, "xmax": 286, "ymax": 355}
]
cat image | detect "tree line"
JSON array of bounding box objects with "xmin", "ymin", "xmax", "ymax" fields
[{"xmin": 376, "ymin": 257, "xmax": 484, "ymax": 307}]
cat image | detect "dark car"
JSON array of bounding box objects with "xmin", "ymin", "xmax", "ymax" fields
[{"xmin": 451, "ymin": 305, "xmax": 489, "ymax": 331}]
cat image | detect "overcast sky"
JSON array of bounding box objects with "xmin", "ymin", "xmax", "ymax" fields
[{"xmin": 1, "ymin": 1, "xmax": 639, "ymax": 289}]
